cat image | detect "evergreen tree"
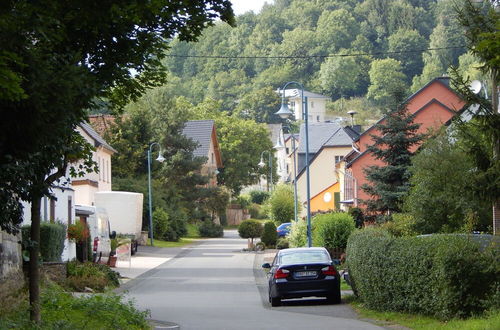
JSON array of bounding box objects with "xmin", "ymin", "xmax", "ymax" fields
[{"xmin": 361, "ymin": 91, "xmax": 424, "ymax": 217}]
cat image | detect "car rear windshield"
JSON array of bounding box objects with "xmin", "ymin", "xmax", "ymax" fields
[{"xmin": 279, "ymin": 251, "xmax": 330, "ymax": 265}]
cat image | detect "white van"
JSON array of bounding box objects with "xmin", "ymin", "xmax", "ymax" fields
[{"xmin": 75, "ymin": 205, "xmax": 115, "ymax": 263}]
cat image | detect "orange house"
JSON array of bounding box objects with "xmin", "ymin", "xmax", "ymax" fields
[{"xmin": 343, "ymin": 77, "xmax": 465, "ymax": 209}]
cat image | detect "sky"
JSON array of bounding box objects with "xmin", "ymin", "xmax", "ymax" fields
[{"xmin": 230, "ymin": 0, "xmax": 273, "ymax": 16}]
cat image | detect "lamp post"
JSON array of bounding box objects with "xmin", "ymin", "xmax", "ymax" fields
[
  {"xmin": 258, "ymin": 150, "xmax": 273, "ymax": 192},
  {"xmin": 274, "ymin": 126, "xmax": 299, "ymax": 223},
  {"xmin": 276, "ymin": 82, "xmax": 312, "ymax": 247},
  {"xmin": 147, "ymin": 142, "xmax": 165, "ymax": 246}
]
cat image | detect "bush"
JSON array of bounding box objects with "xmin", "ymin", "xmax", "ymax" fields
[
  {"xmin": 67, "ymin": 221, "xmax": 89, "ymax": 243},
  {"xmin": 249, "ymin": 190, "xmax": 270, "ymax": 204},
  {"xmin": 66, "ymin": 261, "xmax": 120, "ymax": 292},
  {"xmin": 380, "ymin": 213, "xmax": 418, "ymax": 237},
  {"xmin": 348, "ymin": 207, "xmax": 364, "ymax": 228},
  {"xmin": 164, "ymin": 208, "xmax": 188, "ymax": 241},
  {"xmin": 198, "ymin": 220, "xmax": 224, "ymax": 238},
  {"xmin": 22, "ymin": 222, "xmax": 66, "ymax": 262},
  {"xmin": 238, "ymin": 220, "xmax": 263, "ymax": 246},
  {"xmin": 248, "ymin": 203, "xmax": 263, "ymax": 219},
  {"xmin": 267, "ymin": 184, "xmax": 296, "ymax": 224},
  {"xmin": 153, "ymin": 207, "xmax": 169, "ymax": 240},
  {"xmin": 346, "ymin": 229, "xmax": 500, "ymax": 319},
  {"xmin": 288, "ymin": 220, "xmax": 307, "ymax": 248},
  {"xmin": 312, "ymin": 212, "xmax": 355, "ymax": 250},
  {"xmin": 276, "ymin": 237, "xmax": 289, "ymax": 249},
  {"xmin": 261, "ymin": 221, "xmax": 277, "ymax": 247},
  {"xmin": 231, "ymin": 195, "xmax": 251, "ymax": 209}
]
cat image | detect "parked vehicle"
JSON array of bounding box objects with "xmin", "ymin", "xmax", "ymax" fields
[
  {"xmin": 75, "ymin": 205, "xmax": 115, "ymax": 263},
  {"xmin": 262, "ymin": 247, "xmax": 341, "ymax": 307},
  {"xmin": 276, "ymin": 222, "xmax": 291, "ymax": 237},
  {"xmin": 94, "ymin": 191, "xmax": 144, "ymax": 255}
]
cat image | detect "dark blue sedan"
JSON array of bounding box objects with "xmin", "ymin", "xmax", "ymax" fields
[
  {"xmin": 262, "ymin": 247, "xmax": 341, "ymax": 307},
  {"xmin": 276, "ymin": 222, "xmax": 291, "ymax": 237}
]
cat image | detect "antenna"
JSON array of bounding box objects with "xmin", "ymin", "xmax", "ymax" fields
[
  {"xmin": 470, "ymin": 80, "xmax": 482, "ymax": 94},
  {"xmin": 347, "ymin": 110, "xmax": 357, "ymax": 126}
]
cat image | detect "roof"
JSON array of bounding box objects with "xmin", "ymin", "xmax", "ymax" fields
[
  {"xmin": 284, "ymin": 133, "xmax": 299, "ymax": 142},
  {"xmin": 88, "ymin": 114, "xmax": 116, "ymax": 136},
  {"xmin": 79, "ymin": 122, "xmax": 117, "ymax": 153},
  {"xmin": 279, "ymin": 89, "xmax": 330, "ymax": 100},
  {"xmin": 181, "ymin": 120, "xmax": 215, "ymax": 159},
  {"xmin": 297, "ymin": 122, "xmax": 343, "ymax": 154}
]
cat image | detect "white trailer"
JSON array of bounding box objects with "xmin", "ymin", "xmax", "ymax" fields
[{"xmin": 94, "ymin": 191, "xmax": 144, "ymax": 254}]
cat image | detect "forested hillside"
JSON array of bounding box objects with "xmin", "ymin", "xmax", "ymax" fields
[{"xmin": 158, "ymin": 0, "xmax": 482, "ymax": 122}]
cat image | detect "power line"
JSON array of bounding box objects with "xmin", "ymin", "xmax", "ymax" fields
[{"xmin": 164, "ymin": 46, "xmax": 466, "ymax": 59}]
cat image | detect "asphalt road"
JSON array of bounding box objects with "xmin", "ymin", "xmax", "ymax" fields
[{"xmin": 121, "ymin": 230, "xmax": 383, "ymax": 330}]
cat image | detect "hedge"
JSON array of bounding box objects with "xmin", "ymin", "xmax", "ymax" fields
[
  {"xmin": 312, "ymin": 212, "xmax": 355, "ymax": 250},
  {"xmin": 346, "ymin": 228, "xmax": 500, "ymax": 319},
  {"xmin": 22, "ymin": 222, "xmax": 67, "ymax": 262},
  {"xmin": 261, "ymin": 221, "xmax": 277, "ymax": 247}
]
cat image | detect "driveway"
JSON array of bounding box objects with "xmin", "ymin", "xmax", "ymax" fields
[{"xmin": 119, "ymin": 230, "xmax": 383, "ymax": 330}]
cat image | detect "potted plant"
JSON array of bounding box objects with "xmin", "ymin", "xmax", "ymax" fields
[{"xmin": 108, "ymin": 238, "xmax": 119, "ymax": 267}]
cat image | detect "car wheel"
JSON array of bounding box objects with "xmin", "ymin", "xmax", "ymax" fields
[
  {"xmin": 270, "ymin": 296, "xmax": 281, "ymax": 307},
  {"xmin": 326, "ymin": 291, "xmax": 341, "ymax": 304}
]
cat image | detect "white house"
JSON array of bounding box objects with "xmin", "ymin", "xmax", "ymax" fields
[{"xmin": 279, "ymin": 89, "xmax": 330, "ymax": 123}]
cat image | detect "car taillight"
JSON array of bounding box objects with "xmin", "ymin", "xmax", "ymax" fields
[
  {"xmin": 321, "ymin": 266, "xmax": 337, "ymax": 276},
  {"xmin": 274, "ymin": 268, "xmax": 290, "ymax": 279}
]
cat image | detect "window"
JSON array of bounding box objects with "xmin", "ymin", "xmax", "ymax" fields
[
  {"xmin": 335, "ymin": 155, "xmax": 344, "ymax": 164},
  {"xmin": 311, "ymin": 101, "xmax": 315, "ymax": 108},
  {"xmin": 211, "ymin": 152, "xmax": 214, "ymax": 164},
  {"xmin": 286, "ymin": 147, "xmax": 289, "ymax": 154},
  {"xmin": 106, "ymin": 159, "xmax": 109, "ymax": 182},
  {"xmin": 316, "ymin": 115, "xmax": 320, "ymax": 122},
  {"xmin": 67, "ymin": 196, "xmax": 72, "ymax": 225},
  {"xmin": 290, "ymin": 101, "xmax": 295, "ymax": 109},
  {"xmin": 98, "ymin": 157, "xmax": 102, "ymax": 180}
]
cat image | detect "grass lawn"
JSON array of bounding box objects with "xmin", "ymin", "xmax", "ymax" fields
[
  {"xmin": 345, "ymin": 295, "xmax": 500, "ymax": 329},
  {"xmin": 146, "ymin": 237, "xmax": 199, "ymax": 248}
]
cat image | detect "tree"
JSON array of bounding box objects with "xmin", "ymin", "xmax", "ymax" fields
[
  {"xmin": 404, "ymin": 131, "xmax": 491, "ymax": 233},
  {"xmin": 452, "ymin": 0, "xmax": 500, "ymax": 234},
  {"xmin": 361, "ymin": 90, "xmax": 424, "ymax": 217},
  {"xmin": 387, "ymin": 29, "xmax": 427, "ymax": 80},
  {"xmin": 234, "ymin": 86, "xmax": 282, "ymax": 123},
  {"xmin": 367, "ymin": 59, "xmax": 409, "ymax": 108},
  {"xmin": 238, "ymin": 219, "xmax": 264, "ymax": 247},
  {"xmin": 267, "ymin": 184, "xmax": 297, "ymax": 224},
  {"xmin": 0, "ymin": 1, "xmax": 234, "ymax": 322}
]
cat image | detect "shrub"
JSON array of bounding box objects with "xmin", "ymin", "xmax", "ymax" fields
[
  {"xmin": 231, "ymin": 195, "xmax": 251, "ymax": 209},
  {"xmin": 164, "ymin": 208, "xmax": 188, "ymax": 241},
  {"xmin": 22, "ymin": 222, "xmax": 66, "ymax": 262},
  {"xmin": 348, "ymin": 207, "xmax": 364, "ymax": 228},
  {"xmin": 198, "ymin": 220, "xmax": 224, "ymax": 238},
  {"xmin": 288, "ymin": 220, "xmax": 307, "ymax": 248},
  {"xmin": 238, "ymin": 220, "xmax": 263, "ymax": 246},
  {"xmin": 261, "ymin": 221, "xmax": 277, "ymax": 247},
  {"xmin": 66, "ymin": 261, "xmax": 120, "ymax": 292},
  {"xmin": 248, "ymin": 203, "xmax": 262, "ymax": 219},
  {"xmin": 249, "ymin": 190, "xmax": 270, "ymax": 204},
  {"xmin": 380, "ymin": 213, "xmax": 418, "ymax": 237},
  {"xmin": 67, "ymin": 221, "xmax": 89, "ymax": 243},
  {"xmin": 153, "ymin": 207, "xmax": 169, "ymax": 240},
  {"xmin": 346, "ymin": 229, "xmax": 500, "ymax": 319},
  {"xmin": 276, "ymin": 237, "xmax": 289, "ymax": 249},
  {"xmin": 312, "ymin": 212, "xmax": 355, "ymax": 250},
  {"xmin": 267, "ymin": 184, "xmax": 296, "ymax": 224}
]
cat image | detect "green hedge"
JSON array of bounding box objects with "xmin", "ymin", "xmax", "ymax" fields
[
  {"xmin": 346, "ymin": 228, "xmax": 500, "ymax": 319},
  {"xmin": 312, "ymin": 212, "xmax": 355, "ymax": 250},
  {"xmin": 261, "ymin": 221, "xmax": 277, "ymax": 247},
  {"xmin": 22, "ymin": 222, "xmax": 67, "ymax": 262},
  {"xmin": 198, "ymin": 220, "xmax": 224, "ymax": 238}
]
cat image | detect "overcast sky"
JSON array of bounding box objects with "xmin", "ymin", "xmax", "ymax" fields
[{"xmin": 230, "ymin": 0, "xmax": 273, "ymax": 15}]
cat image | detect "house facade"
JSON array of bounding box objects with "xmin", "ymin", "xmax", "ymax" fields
[
  {"xmin": 181, "ymin": 120, "xmax": 223, "ymax": 187},
  {"xmin": 280, "ymin": 89, "xmax": 330, "ymax": 123},
  {"xmin": 343, "ymin": 77, "xmax": 465, "ymax": 209}
]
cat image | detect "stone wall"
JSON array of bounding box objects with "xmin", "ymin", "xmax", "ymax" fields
[{"xmin": 0, "ymin": 230, "xmax": 22, "ymax": 280}]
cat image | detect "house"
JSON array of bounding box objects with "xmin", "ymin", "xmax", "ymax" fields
[
  {"xmin": 342, "ymin": 77, "xmax": 465, "ymax": 209},
  {"xmin": 181, "ymin": 120, "xmax": 222, "ymax": 187},
  {"xmin": 73, "ymin": 122, "xmax": 117, "ymax": 205},
  {"xmin": 294, "ymin": 122, "xmax": 360, "ymax": 215},
  {"xmin": 279, "ymin": 89, "xmax": 330, "ymax": 123}
]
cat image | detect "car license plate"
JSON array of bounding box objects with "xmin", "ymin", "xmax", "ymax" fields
[{"xmin": 295, "ymin": 271, "xmax": 316, "ymax": 277}]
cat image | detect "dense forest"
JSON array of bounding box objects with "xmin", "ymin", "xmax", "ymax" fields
[{"xmin": 152, "ymin": 0, "xmax": 482, "ymax": 123}]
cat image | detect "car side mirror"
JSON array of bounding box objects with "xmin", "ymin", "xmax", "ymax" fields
[
  {"xmin": 110, "ymin": 231, "xmax": 116, "ymax": 239},
  {"xmin": 262, "ymin": 263, "xmax": 271, "ymax": 269}
]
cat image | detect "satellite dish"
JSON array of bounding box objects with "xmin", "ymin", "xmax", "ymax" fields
[{"xmin": 470, "ymin": 80, "xmax": 482, "ymax": 94}]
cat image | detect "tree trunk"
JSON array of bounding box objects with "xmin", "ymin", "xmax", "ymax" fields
[{"xmin": 29, "ymin": 195, "xmax": 41, "ymax": 323}]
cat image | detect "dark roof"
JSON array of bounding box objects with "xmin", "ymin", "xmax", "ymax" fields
[
  {"xmin": 181, "ymin": 120, "xmax": 215, "ymax": 158},
  {"xmin": 79, "ymin": 122, "xmax": 117, "ymax": 153},
  {"xmin": 297, "ymin": 122, "xmax": 343, "ymax": 154}
]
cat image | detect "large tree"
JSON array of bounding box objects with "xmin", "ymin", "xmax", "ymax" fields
[
  {"xmin": 0, "ymin": 0, "xmax": 234, "ymax": 322},
  {"xmin": 361, "ymin": 91, "xmax": 424, "ymax": 217}
]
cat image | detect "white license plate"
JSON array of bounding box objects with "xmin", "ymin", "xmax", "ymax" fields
[{"xmin": 295, "ymin": 271, "xmax": 317, "ymax": 277}]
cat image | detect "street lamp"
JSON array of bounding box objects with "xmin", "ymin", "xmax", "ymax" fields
[
  {"xmin": 275, "ymin": 126, "xmax": 299, "ymax": 223},
  {"xmin": 147, "ymin": 142, "xmax": 165, "ymax": 246},
  {"xmin": 276, "ymin": 82, "xmax": 312, "ymax": 247},
  {"xmin": 258, "ymin": 150, "xmax": 273, "ymax": 192}
]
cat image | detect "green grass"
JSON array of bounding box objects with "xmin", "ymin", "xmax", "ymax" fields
[
  {"xmin": 346, "ymin": 296, "xmax": 500, "ymax": 329},
  {"xmin": 146, "ymin": 237, "xmax": 198, "ymax": 248}
]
